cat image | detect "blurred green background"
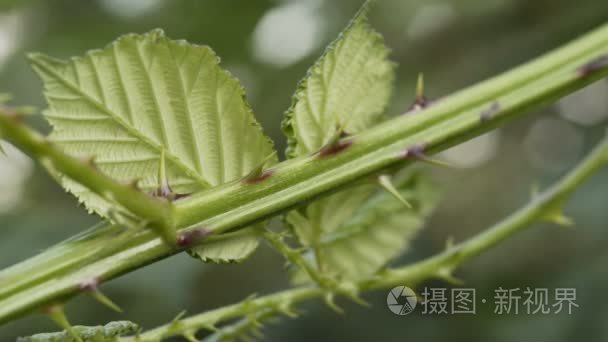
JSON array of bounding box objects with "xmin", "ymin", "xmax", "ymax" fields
[{"xmin": 1, "ymin": 0, "xmax": 608, "ymax": 340}]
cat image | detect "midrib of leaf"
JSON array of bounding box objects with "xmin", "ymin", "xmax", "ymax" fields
[
  {"xmin": 134, "ymin": 42, "xmax": 173, "ymax": 158},
  {"xmin": 212, "ymin": 66, "xmax": 226, "ymax": 183},
  {"xmin": 31, "ymin": 54, "xmax": 211, "ymax": 188},
  {"xmin": 166, "ymin": 40, "xmax": 204, "ymax": 176}
]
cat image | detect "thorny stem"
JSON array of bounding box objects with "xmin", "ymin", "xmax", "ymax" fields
[
  {"xmin": 1, "ymin": 22, "xmax": 608, "ymax": 323},
  {"xmin": 127, "ymin": 137, "xmax": 608, "ymax": 341},
  {"xmin": 0, "ymin": 109, "xmax": 176, "ymax": 244}
]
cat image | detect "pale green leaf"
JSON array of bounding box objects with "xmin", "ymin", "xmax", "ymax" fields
[
  {"xmin": 281, "ymin": 1, "xmax": 394, "ymax": 158},
  {"xmin": 30, "ymin": 29, "xmax": 276, "ymax": 262},
  {"xmin": 283, "ymin": 1, "xmax": 396, "ymax": 252},
  {"xmin": 189, "ymin": 230, "xmax": 260, "ymax": 264},
  {"xmin": 17, "ymin": 320, "xmax": 139, "ymax": 342},
  {"xmin": 293, "ymin": 171, "xmax": 439, "ymax": 282}
]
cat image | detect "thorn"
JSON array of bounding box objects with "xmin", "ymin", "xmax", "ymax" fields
[
  {"xmin": 338, "ymin": 282, "xmax": 369, "ymax": 307},
  {"xmin": 91, "ymin": 290, "xmax": 123, "ymax": 313},
  {"xmin": 247, "ymin": 313, "xmax": 263, "ymax": 329},
  {"xmin": 277, "ymin": 303, "xmax": 298, "ymax": 318},
  {"xmin": 345, "ymin": 292, "xmax": 369, "ymax": 307},
  {"xmin": 244, "ymin": 293, "xmax": 258, "ymax": 302},
  {"xmin": 445, "ymin": 236, "xmax": 455, "ymax": 250},
  {"xmin": 183, "ymin": 331, "xmax": 200, "ymax": 342},
  {"xmin": 79, "ymin": 278, "xmax": 123, "ymax": 313},
  {"xmin": 172, "ymin": 310, "xmax": 187, "ymax": 323},
  {"xmin": 200, "ymin": 323, "xmax": 218, "ymax": 332},
  {"xmin": 155, "ymin": 150, "xmax": 172, "ymax": 199},
  {"xmin": 543, "ymin": 211, "xmax": 574, "ymax": 227},
  {"xmin": 405, "ymin": 73, "xmax": 431, "ymax": 113},
  {"xmin": 244, "ymin": 152, "xmax": 277, "ymax": 184},
  {"xmin": 400, "ymin": 144, "xmax": 453, "ymax": 168},
  {"xmin": 378, "ymin": 174, "xmax": 412, "ymax": 208},
  {"xmin": 167, "ymin": 310, "xmax": 188, "ymax": 335},
  {"xmin": 416, "ymin": 73, "xmax": 425, "ymax": 102},
  {"xmin": 151, "ymin": 151, "xmax": 190, "ymax": 201},
  {"xmin": 317, "ymin": 139, "xmax": 353, "ymax": 158},
  {"xmin": 480, "ymin": 101, "xmax": 500, "ymax": 122},
  {"xmin": 47, "ymin": 305, "xmax": 82, "ymax": 342},
  {"xmin": 577, "ymin": 54, "xmax": 608, "ymax": 77},
  {"xmin": 436, "ymin": 268, "xmax": 464, "ymax": 286},
  {"xmin": 530, "ymin": 182, "xmax": 540, "ymax": 199},
  {"xmin": 176, "ymin": 227, "xmax": 211, "ymax": 248},
  {"xmin": 323, "ymin": 293, "xmax": 344, "ymax": 314},
  {"xmin": 317, "ymin": 121, "xmax": 354, "ymax": 158}
]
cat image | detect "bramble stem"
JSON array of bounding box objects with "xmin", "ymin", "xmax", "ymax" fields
[{"xmin": 128, "ymin": 137, "xmax": 608, "ymax": 341}]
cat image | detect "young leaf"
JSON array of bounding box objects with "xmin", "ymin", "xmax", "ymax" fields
[
  {"xmin": 282, "ymin": 1, "xmax": 397, "ymax": 267},
  {"xmin": 293, "ymin": 171, "xmax": 439, "ymax": 282},
  {"xmin": 281, "ymin": 0, "xmax": 394, "ymax": 158},
  {"xmin": 29, "ymin": 29, "xmax": 276, "ymax": 261},
  {"xmin": 17, "ymin": 320, "xmax": 140, "ymax": 342}
]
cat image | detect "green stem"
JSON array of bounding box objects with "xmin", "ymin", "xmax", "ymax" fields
[
  {"xmin": 1, "ymin": 22, "xmax": 608, "ymax": 323},
  {"xmin": 128, "ymin": 137, "xmax": 608, "ymax": 341},
  {"xmin": 0, "ymin": 110, "xmax": 175, "ymax": 244}
]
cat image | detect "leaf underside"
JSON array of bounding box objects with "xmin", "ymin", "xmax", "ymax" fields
[
  {"xmin": 188, "ymin": 230, "xmax": 260, "ymax": 263},
  {"xmin": 292, "ymin": 171, "xmax": 439, "ymax": 282},
  {"xmin": 30, "ymin": 29, "xmax": 276, "ymax": 262}
]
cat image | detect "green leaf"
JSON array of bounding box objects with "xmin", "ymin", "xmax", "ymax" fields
[
  {"xmin": 282, "ymin": 1, "xmax": 398, "ymax": 265},
  {"xmin": 286, "ymin": 185, "xmax": 376, "ymax": 247},
  {"xmin": 189, "ymin": 230, "xmax": 260, "ymax": 263},
  {"xmin": 29, "ymin": 29, "xmax": 276, "ymax": 262},
  {"xmin": 281, "ymin": 1, "xmax": 394, "ymax": 158},
  {"xmin": 17, "ymin": 320, "xmax": 140, "ymax": 342},
  {"xmin": 293, "ymin": 171, "xmax": 440, "ymax": 282}
]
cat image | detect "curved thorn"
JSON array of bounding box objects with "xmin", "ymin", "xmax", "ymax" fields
[
  {"xmin": 91, "ymin": 290, "xmax": 123, "ymax": 313},
  {"xmin": 183, "ymin": 331, "xmax": 200, "ymax": 342},
  {"xmin": 323, "ymin": 293, "xmax": 344, "ymax": 314}
]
